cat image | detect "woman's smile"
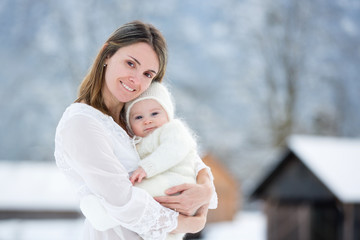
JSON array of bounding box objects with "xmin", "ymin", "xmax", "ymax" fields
[
  {"xmin": 103, "ymin": 42, "xmax": 159, "ymax": 107},
  {"xmin": 120, "ymin": 81, "xmax": 135, "ymax": 92}
]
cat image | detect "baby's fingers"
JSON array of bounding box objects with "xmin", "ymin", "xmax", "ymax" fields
[
  {"xmin": 130, "ymin": 174, "xmax": 138, "ymax": 185},
  {"xmin": 137, "ymin": 175, "xmax": 144, "ymax": 183}
]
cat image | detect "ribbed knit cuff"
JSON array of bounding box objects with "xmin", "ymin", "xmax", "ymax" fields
[{"xmin": 140, "ymin": 160, "xmax": 158, "ymax": 178}]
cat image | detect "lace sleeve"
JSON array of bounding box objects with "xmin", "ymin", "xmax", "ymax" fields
[
  {"xmin": 60, "ymin": 114, "xmax": 178, "ymax": 238},
  {"xmin": 95, "ymin": 187, "xmax": 179, "ymax": 240},
  {"xmin": 114, "ymin": 187, "xmax": 178, "ymax": 240}
]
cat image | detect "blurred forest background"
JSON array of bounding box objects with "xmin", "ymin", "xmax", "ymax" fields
[{"xmin": 1, "ymin": 0, "xmax": 359, "ymax": 204}]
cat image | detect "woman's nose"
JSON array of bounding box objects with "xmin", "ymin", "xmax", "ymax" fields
[{"xmin": 129, "ymin": 72, "xmax": 140, "ymax": 84}]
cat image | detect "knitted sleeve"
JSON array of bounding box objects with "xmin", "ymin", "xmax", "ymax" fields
[{"xmin": 139, "ymin": 120, "xmax": 196, "ymax": 178}]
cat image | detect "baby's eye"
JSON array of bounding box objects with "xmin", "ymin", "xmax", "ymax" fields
[
  {"xmin": 135, "ymin": 115, "xmax": 143, "ymax": 120},
  {"xmin": 151, "ymin": 112, "xmax": 159, "ymax": 116}
]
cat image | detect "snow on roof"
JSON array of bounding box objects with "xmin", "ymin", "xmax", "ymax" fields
[
  {"xmin": 0, "ymin": 161, "xmax": 79, "ymax": 211},
  {"xmin": 288, "ymin": 135, "xmax": 360, "ymax": 203}
]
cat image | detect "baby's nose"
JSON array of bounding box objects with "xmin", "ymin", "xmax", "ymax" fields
[{"xmin": 144, "ymin": 119, "xmax": 152, "ymax": 124}]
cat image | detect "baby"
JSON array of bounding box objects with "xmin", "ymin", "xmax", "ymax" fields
[
  {"xmin": 125, "ymin": 82, "xmax": 198, "ymax": 199},
  {"xmin": 125, "ymin": 82, "xmax": 205, "ymax": 240}
]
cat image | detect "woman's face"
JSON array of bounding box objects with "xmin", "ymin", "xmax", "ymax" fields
[{"xmin": 103, "ymin": 42, "xmax": 159, "ymax": 108}]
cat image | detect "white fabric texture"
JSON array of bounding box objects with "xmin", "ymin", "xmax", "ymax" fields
[
  {"xmin": 135, "ymin": 119, "xmax": 197, "ymax": 197},
  {"xmin": 54, "ymin": 103, "xmax": 179, "ymax": 240},
  {"xmin": 134, "ymin": 119, "xmax": 218, "ymax": 209}
]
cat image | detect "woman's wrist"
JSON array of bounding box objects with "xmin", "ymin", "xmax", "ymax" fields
[
  {"xmin": 196, "ymin": 168, "xmax": 210, "ymax": 184},
  {"xmin": 172, "ymin": 212, "xmax": 206, "ymax": 234},
  {"xmin": 196, "ymin": 168, "xmax": 213, "ymax": 204}
]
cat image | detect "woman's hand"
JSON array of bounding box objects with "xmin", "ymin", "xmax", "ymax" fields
[
  {"xmin": 171, "ymin": 204, "xmax": 209, "ymax": 234},
  {"xmin": 154, "ymin": 169, "xmax": 213, "ymax": 216}
]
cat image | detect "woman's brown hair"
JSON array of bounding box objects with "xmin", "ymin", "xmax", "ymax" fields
[{"xmin": 75, "ymin": 20, "xmax": 168, "ymax": 118}]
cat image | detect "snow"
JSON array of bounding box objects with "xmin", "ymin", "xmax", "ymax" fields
[
  {"xmin": 0, "ymin": 211, "xmax": 266, "ymax": 240},
  {"xmin": 203, "ymin": 211, "xmax": 266, "ymax": 240},
  {"xmin": 288, "ymin": 135, "xmax": 360, "ymax": 203},
  {"xmin": 0, "ymin": 219, "xmax": 84, "ymax": 240},
  {"xmin": 0, "ymin": 161, "xmax": 266, "ymax": 239},
  {"xmin": 0, "ymin": 161, "xmax": 79, "ymax": 210}
]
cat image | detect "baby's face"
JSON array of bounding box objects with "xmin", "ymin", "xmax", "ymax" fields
[{"xmin": 129, "ymin": 99, "xmax": 169, "ymax": 137}]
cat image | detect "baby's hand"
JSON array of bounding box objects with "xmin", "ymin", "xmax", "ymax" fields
[{"xmin": 130, "ymin": 167, "xmax": 147, "ymax": 185}]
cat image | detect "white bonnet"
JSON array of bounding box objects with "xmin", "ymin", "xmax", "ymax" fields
[{"xmin": 124, "ymin": 82, "xmax": 175, "ymax": 134}]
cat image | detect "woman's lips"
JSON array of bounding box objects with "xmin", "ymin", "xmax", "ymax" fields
[{"xmin": 120, "ymin": 81, "xmax": 135, "ymax": 92}]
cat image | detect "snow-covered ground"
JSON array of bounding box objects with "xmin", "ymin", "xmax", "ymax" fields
[
  {"xmin": 0, "ymin": 219, "xmax": 84, "ymax": 240},
  {"xmin": 0, "ymin": 211, "xmax": 266, "ymax": 240},
  {"xmin": 203, "ymin": 211, "xmax": 266, "ymax": 240},
  {"xmin": 0, "ymin": 161, "xmax": 266, "ymax": 239}
]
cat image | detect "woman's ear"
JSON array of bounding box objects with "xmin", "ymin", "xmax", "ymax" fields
[{"xmin": 102, "ymin": 43, "xmax": 108, "ymax": 52}]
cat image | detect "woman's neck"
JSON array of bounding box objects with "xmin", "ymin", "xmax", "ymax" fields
[
  {"xmin": 80, "ymin": 98, "xmax": 123, "ymax": 125},
  {"xmin": 102, "ymin": 84, "xmax": 125, "ymax": 124},
  {"xmin": 104, "ymin": 96, "xmax": 124, "ymax": 124},
  {"xmin": 109, "ymin": 105, "xmax": 123, "ymax": 124}
]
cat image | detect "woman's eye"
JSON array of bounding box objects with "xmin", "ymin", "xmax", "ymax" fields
[
  {"xmin": 127, "ymin": 61, "xmax": 134, "ymax": 67},
  {"xmin": 144, "ymin": 72, "xmax": 152, "ymax": 78}
]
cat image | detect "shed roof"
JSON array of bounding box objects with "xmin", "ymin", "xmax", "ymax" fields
[
  {"xmin": 288, "ymin": 135, "xmax": 360, "ymax": 203},
  {"xmin": 252, "ymin": 135, "xmax": 360, "ymax": 203},
  {"xmin": 0, "ymin": 161, "xmax": 79, "ymax": 211}
]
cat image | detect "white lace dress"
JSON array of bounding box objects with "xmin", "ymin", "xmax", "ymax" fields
[
  {"xmin": 55, "ymin": 103, "xmax": 179, "ymax": 240},
  {"xmin": 54, "ymin": 103, "xmax": 217, "ymax": 240}
]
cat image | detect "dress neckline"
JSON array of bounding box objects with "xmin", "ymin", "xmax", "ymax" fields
[{"xmin": 70, "ymin": 102, "xmax": 129, "ymax": 138}]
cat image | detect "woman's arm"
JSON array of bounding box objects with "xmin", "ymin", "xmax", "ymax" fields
[
  {"xmin": 172, "ymin": 203, "xmax": 209, "ymax": 234},
  {"xmin": 80, "ymin": 194, "xmax": 209, "ymax": 234}
]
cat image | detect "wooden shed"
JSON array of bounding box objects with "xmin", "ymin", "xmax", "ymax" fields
[{"xmin": 251, "ymin": 135, "xmax": 360, "ymax": 240}]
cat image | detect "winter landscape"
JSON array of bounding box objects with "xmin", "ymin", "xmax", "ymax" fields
[{"xmin": 1, "ymin": 0, "xmax": 359, "ymax": 239}]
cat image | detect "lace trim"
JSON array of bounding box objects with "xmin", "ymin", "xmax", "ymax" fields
[{"xmin": 136, "ymin": 199, "xmax": 178, "ymax": 240}]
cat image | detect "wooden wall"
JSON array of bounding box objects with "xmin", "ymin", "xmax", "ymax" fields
[{"xmin": 202, "ymin": 154, "xmax": 240, "ymax": 223}]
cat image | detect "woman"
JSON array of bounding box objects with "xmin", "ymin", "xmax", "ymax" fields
[{"xmin": 54, "ymin": 20, "xmax": 217, "ymax": 240}]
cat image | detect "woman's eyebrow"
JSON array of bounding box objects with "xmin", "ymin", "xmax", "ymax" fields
[
  {"xmin": 128, "ymin": 55, "xmax": 157, "ymax": 74},
  {"xmin": 129, "ymin": 55, "xmax": 141, "ymax": 65}
]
